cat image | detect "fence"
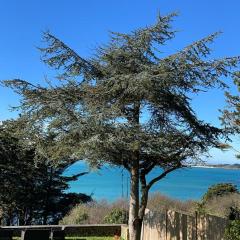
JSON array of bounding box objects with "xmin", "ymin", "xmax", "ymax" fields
[{"xmin": 141, "ymin": 209, "xmax": 229, "ymax": 240}]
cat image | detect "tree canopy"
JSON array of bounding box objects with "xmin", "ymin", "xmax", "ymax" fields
[{"xmin": 3, "ymin": 13, "xmax": 240, "ymax": 240}]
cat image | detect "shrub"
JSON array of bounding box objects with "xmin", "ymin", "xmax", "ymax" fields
[
  {"xmin": 197, "ymin": 183, "xmax": 240, "ymax": 218},
  {"xmin": 224, "ymin": 220, "xmax": 240, "ymax": 240},
  {"xmin": 60, "ymin": 199, "xmax": 128, "ymax": 224},
  {"xmin": 59, "ymin": 204, "xmax": 89, "ymax": 224},
  {"xmin": 198, "ymin": 193, "xmax": 240, "ymax": 218},
  {"xmin": 202, "ymin": 183, "xmax": 238, "ymax": 203},
  {"xmin": 147, "ymin": 192, "xmax": 196, "ymax": 213},
  {"xmin": 104, "ymin": 208, "xmax": 128, "ymax": 224}
]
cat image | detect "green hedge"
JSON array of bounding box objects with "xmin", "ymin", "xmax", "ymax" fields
[{"xmin": 224, "ymin": 220, "xmax": 240, "ymax": 240}]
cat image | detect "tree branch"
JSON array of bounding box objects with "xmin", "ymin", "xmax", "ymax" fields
[{"xmin": 147, "ymin": 165, "xmax": 182, "ymax": 190}]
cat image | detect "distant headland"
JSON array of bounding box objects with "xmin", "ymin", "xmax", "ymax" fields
[{"xmin": 191, "ymin": 164, "xmax": 240, "ymax": 170}]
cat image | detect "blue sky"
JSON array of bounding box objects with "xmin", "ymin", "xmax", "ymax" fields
[{"xmin": 0, "ymin": 0, "xmax": 239, "ymax": 163}]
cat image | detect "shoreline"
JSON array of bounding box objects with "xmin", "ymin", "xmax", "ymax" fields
[{"xmin": 190, "ymin": 165, "xmax": 240, "ymax": 170}]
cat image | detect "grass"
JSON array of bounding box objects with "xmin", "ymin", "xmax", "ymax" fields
[
  {"xmin": 66, "ymin": 237, "xmax": 113, "ymax": 240},
  {"xmin": 13, "ymin": 237, "xmax": 114, "ymax": 240}
]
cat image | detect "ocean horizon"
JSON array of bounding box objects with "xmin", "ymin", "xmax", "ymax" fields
[{"xmin": 65, "ymin": 162, "xmax": 240, "ymax": 202}]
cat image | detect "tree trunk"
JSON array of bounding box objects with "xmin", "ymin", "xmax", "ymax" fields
[
  {"xmin": 43, "ymin": 166, "xmax": 53, "ymax": 225},
  {"xmin": 129, "ymin": 166, "xmax": 142, "ymax": 240},
  {"xmin": 129, "ymin": 102, "xmax": 142, "ymax": 240},
  {"xmin": 18, "ymin": 210, "xmax": 25, "ymax": 226}
]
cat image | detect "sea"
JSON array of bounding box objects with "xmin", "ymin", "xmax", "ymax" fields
[{"xmin": 65, "ymin": 162, "xmax": 240, "ymax": 202}]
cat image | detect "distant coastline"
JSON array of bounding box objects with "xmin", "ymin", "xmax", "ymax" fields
[{"xmin": 191, "ymin": 164, "xmax": 240, "ymax": 170}]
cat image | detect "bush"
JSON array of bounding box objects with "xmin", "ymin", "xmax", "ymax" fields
[
  {"xmin": 224, "ymin": 220, "xmax": 240, "ymax": 240},
  {"xmin": 202, "ymin": 193, "xmax": 240, "ymax": 220},
  {"xmin": 104, "ymin": 208, "xmax": 128, "ymax": 224},
  {"xmin": 198, "ymin": 193, "xmax": 240, "ymax": 218},
  {"xmin": 202, "ymin": 183, "xmax": 238, "ymax": 203},
  {"xmin": 60, "ymin": 199, "xmax": 128, "ymax": 224},
  {"xmin": 197, "ymin": 183, "xmax": 240, "ymax": 218},
  {"xmin": 59, "ymin": 204, "xmax": 89, "ymax": 224},
  {"xmin": 147, "ymin": 192, "xmax": 196, "ymax": 213}
]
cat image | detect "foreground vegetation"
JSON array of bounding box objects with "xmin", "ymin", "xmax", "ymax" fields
[
  {"xmin": 13, "ymin": 237, "xmax": 113, "ymax": 240},
  {"xmin": 60, "ymin": 183, "xmax": 240, "ymax": 226},
  {"xmin": 65, "ymin": 237, "xmax": 113, "ymax": 240}
]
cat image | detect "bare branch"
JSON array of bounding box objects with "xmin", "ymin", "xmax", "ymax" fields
[{"xmin": 147, "ymin": 165, "xmax": 182, "ymax": 190}]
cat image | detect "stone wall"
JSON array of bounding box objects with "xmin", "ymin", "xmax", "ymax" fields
[{"xmin": 1, "ymin": 224, "xmax": 125, "ymax": 238}]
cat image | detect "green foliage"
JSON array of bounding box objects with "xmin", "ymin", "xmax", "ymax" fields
[
  {"xmin": 60, "ymin": 204, "xmax": 89, "ymax": 225},
  {"xmin": 202, "ymin": 183, "xmax": 238, "ymax": 203},
  {"xmin": 13, "ymin": 237, "xmax": 113, "ymax": 240},
  {"xmin": 60, "ymin": 199, "xmax": 128, "ymax": 225},
  {"xmin": 221, "ymin": 72, "xmax": 240, "ymax": 132},
  {"xmin": 221, "ymin": 71, "xmax": 240, "ymax": 159},
  {"xmin": 224, "ymin": 220, "xmax": 240, "ymax": 240},
  {"xmin": 104, "ymin": 208, "xmax": 128, "ymax": 224},
  {"xmin": 0, "ymin": 121, "xmax": 91, "ymax": 225},
  {"xmin": 3, "ymin": 14, "xmax": 239, "ymax": 174},
  {"xmin": 65, "ymin": 238, "xmax": 114, "ymax": 240}
]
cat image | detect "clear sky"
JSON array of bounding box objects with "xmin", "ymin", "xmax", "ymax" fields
[{"xmin": 0, "ymin": 0, "xmax": 239, "ymax": 163}]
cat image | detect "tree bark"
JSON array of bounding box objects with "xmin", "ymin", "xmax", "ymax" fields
[
  {"xmin": 43, "ymin": 166, "xmax": 53, "ymax": 225},
  {"xmin": 129, "ymin": 164, "xmax": 142, "ymax": 240},
  {"xmin": 139, "ymin": 176, "xmax": 149, "ymax": 221},
  {"xmin": 129, "ymin": 102, "xmax": 142, "ymax": 240}
]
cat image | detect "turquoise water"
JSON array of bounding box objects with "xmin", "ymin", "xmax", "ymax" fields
[{"xmin": 65, "ymin": 162, "xmax": 240, "ymax": 202}]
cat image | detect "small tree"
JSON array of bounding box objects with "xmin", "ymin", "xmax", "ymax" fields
[{"xmin": 3, "ymin": 13, "xmax": 240, "ymax": 239}]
